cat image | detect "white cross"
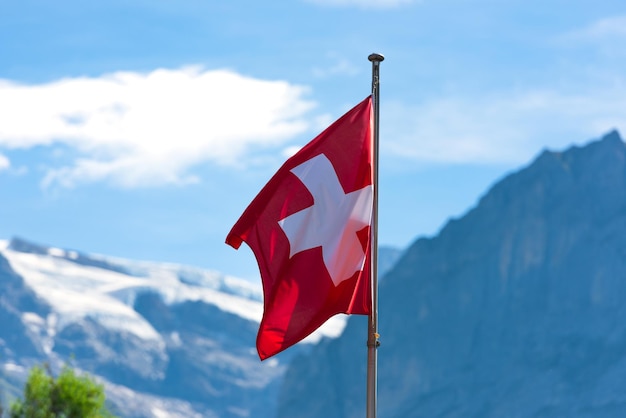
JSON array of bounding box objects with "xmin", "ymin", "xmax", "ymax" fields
[{"xmin": 278, "ymin": 153, "xmax": 372, "ymax": 286}]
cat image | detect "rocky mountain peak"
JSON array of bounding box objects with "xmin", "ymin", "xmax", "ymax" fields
[{"xmin": 277, "ymin": 130, "xmax": 626, "ymax": 418}]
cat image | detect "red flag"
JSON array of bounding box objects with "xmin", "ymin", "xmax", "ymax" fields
[{"xmin": 226, "ymin": 96, "xmax": 373, "ymax": 360}]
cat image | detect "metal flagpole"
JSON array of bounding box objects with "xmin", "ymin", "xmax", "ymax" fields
[{"xmin": 366, "ymin": 52, "xmax": 384, "ymax": 418}]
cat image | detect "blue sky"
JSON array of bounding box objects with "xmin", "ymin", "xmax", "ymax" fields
[{"xmin": 1, "ymin": 0, "xmax": 626, "ymax": 280}]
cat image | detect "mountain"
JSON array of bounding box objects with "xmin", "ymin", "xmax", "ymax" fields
[
  {"xmin": 277, "ymin": 130, "xmax": 626, "ymax": 417},
  {"xmin": 0, "ymin": 237, "xmax": 346, "ymax": 417},
  {"xmin": 377, "ymin": 246, "xmax": 403, "ymax": 279}
]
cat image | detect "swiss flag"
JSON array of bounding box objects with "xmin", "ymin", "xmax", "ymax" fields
[{"xmin": 226, "ymin": 96, "xmax": 373, "ymax": 360}]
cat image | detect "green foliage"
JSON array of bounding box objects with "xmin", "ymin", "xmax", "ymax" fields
[{"xmin": 9, "ymin": 364, "xmax": 115, "ymax": 418}]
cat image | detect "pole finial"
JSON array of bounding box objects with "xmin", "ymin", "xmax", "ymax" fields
[{"xmin": 368, "ymin": 53, "xmax": 385, "ymax": 63}]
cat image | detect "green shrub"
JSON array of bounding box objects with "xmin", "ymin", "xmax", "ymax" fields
[{"xmin": 10, "ymin": 364, "xmax": 115, "ymax": 418}]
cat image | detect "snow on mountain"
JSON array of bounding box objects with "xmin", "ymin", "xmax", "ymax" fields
[
  {"xmin": 0, "ymin": 236, "xmax": 357, "ymax": 417},
  {"xmin": 0, "ymin": 237, "xmax": 345, "ymax": 345}
]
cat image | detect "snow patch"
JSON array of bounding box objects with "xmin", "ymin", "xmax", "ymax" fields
[
  {"xmin": 1, "ymin": 240, "xmax": 348, "ymax": 345},
  {"xmin": 169, "ymin": 332, "xmax": 182, "ymax": 347},
  {"xmin": 21, "ymin": 312, "xmax": 56, "ymax": 354},
  {"xmin": 47, "ymin": 247, "xmax": 66, "ymax": 257},
  {"xmin": 151, "ymin": 408, "xmax": 170, "ymax": 418},
  {"xmin": 3, "ymin": 362, "xmax": 26, "ymax": 373},
  {"xmin": 102, "ymin": 377, "xmax": 209, "ymax": 418},
  {"xmin": 265, "ymin": 358, "xmax": 279, "ymax": 368},
  {"xmin": 22, "ymin": 312, "xmax": 45, "ymax": 327},
  {"xmin": 4, "ymin": 250, "xmax": 163, "ymax": 343}
]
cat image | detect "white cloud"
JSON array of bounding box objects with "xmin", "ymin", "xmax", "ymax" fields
[
  {"xmin": 305, "ymin": 0, "xmax": 415, "ymax": 8},
  {"xmin": 557, "ymin": 15, "xmax": 626, "ymax": 60},
  {"xmin": 384, "ymin": 85, "xmax": 626, "ymax": 166},
  {"xmin": 312, "ymin": 57, "xmax": 359, "ymax": 78},
  {"xmin": 0, "ymin": 67, "xmax": 315, "ymax": 188},
  {"xmin": 0, "ymin": 154, "xmax": 9, "ymax": 171},
  {"xmin": 281, "ymin": 145, "xmax": 303, "ymax": 159},
  {"xmin": 566, "ymin": 15, "xmax": 626, "ymax": 40}
]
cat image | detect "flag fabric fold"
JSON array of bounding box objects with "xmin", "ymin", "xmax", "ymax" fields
[{"xmin": 226, "ymin": 96, "xmax": 373, "ymax": 360}]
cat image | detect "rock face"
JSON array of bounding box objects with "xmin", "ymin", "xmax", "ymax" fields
[
  {"xmin": 277, "ymin": 130, "xmax": 626, "ymax": 418},
  {"xmin": 0, "ymin": 253, "xmax": 50, "ymax": 359}
]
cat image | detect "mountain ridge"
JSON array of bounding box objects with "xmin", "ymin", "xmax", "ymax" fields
[
  {"xmin": 0, "ymin": 234, "xmax": 403, "ymax": 416},
  {"xmin": 0, "ymin": 237, "xmax": 302, "ymax": 417},
  {"xmin": 277, "ymin": 130, "xmax": 626, "ymax": 417}
]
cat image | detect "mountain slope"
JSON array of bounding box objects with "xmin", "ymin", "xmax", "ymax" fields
[
  {"xmin": 277, "ymin": 130, "xmax": 626, "ymax": 417},
  {"xmin": 0, "ymin": 237, "xmax": 346, "ymax": 417}
]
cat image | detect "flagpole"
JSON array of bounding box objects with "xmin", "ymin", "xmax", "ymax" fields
[{"xmin": 366, "ymin": 52, "xmax": 384, "ymax": 418}]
